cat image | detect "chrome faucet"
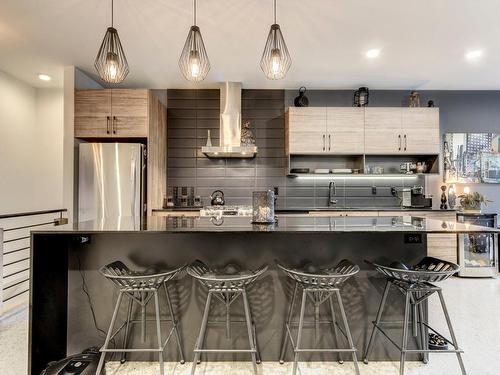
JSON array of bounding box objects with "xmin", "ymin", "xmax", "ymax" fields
[{"xmin": 328, "ymin": 181, "xmax": 338, "ymax": 206}]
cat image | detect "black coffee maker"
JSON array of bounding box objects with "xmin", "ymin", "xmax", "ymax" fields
[{"xmin": 410, "ymin": 186, "xmax": 432, "ymax": 208}]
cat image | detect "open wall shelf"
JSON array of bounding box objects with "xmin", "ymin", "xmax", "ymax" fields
[{"xmin": 287, "ymin": 154, "xmax": 439, "ymax": 177}]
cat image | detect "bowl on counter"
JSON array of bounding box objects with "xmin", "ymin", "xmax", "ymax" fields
[{"xmin": 331, "ymin": 168, "xmax": 352, "ymax": 174}]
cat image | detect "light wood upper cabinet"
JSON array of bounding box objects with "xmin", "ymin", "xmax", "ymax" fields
[
  {"xmin": 401, "ymin": 108, "xmax": 440, "ymax": 154},
  {"xmin": 287, "ymin": 107, "xmax": 327, "ymax": 154},
  {"xmin": 287, "ymin": 107, "xmax": 364, "ymax": 154},
  {"xmin": 75, "ymin": 89, "xmax": 148, "ymax": 138},
  {"xmin": 364, "ymin": 107, "xmax": 440, "ymax": 155},
  {"xmin": 364, "ymin": 108, "xmax": 402, "ymax": 154},
  {"xmin": 111, "ymin": 89, "xmax": 148, "ymax": 117},
  {"xmin": 111, "ymin": 89, "xmax": 148, "ymax": 137},
  {"xmin": 74, "ymin": 89, "xmax": 112, "ymax": 138},
  {"xmin": 327, "ymin": 108, "xmax": 364, "ymax": 154},
  {"xmin": 74, "ymin": 89, "xmax": 111, "ymax": 116}
]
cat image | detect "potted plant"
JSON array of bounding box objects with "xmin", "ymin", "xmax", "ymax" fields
[{"xmin": 458, "ymin": 191, "xmax": 491, "ymax": 212}]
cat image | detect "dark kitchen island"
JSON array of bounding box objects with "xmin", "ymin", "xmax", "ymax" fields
[{"xmin": 28, "ymin": 215, "xmax": 498, "ymax": 374}]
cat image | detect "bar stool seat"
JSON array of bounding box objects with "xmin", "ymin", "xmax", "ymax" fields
[
  {"xmin": 95, "ymin": 261, "xmax": 186, "ymax": 375},
  {"xmin": 187, "ymin": 260, "xmax": 268, "ymax": 375},
  {"xmin": 363, "ymin": 257, "xmax": 466, "ymax": 375},
  {"xmin": 277, "ymin": 259, "xmax": 361, "ymax": 375}
]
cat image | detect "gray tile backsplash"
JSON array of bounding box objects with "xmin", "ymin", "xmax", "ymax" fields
[{"xmin": 167, "ymin": 89, "xmax": 425, "ymax": 208}]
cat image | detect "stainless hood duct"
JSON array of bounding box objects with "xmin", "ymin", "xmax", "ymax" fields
[{"xmin": 201, "ymin": 82, "xmax": 258, "ymax": 158}]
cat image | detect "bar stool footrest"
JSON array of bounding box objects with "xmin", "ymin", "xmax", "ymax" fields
[
  {"xmin": 194, "ymin": 349, "xmax": 257, "ymax": 353},
  {"xmin": 371, "ymin": 319, "xmax": 464, "ymax": 354}
]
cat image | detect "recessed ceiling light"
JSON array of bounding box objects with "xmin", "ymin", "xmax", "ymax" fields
[
  {"xmin": 365, "ymin": 49, "xmax": 381, "ymax": 59},
  {"xmin": 38, "ymin": 74, "xmax": 51, "ymax": 81},
  {"xmin": 465, "ymin": 50, "xmax": 483, "ymax": 61}
]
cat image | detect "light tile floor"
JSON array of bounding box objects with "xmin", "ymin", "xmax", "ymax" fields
[{"xmin": 2, "ymin": 277, "xmax": 499, "ymax": 375}]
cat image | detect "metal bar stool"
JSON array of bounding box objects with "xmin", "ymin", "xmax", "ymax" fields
[
  {"xmin": 95, "ymin": 261, "xmax": 186, "ymax": 375},
  {"xmin": 187, "ymin": 260, "xmax": 268, "ymax": 375},
  {"xmin": 277, "ymin": 259, "xmax": 361, "ymax": 375},
  {"xmin": 363, "ymin": 257, "xmax": 466, "ymax": 375}
]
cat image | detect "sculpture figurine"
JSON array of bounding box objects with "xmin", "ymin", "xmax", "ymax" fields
[
  {"xmin": 241, "ymin": 120, "xmax": 256, "ymax": 146},
  {"xmin": 440, "ymin": 185, "xmax": 448, "ymax": 210},
  {"xmin": 409, "ymin": 91, "xmax": 421, "ymax": 107}
]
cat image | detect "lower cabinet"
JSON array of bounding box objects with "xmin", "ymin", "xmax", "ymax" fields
[
  {"xmin": 427, "ymin": 233, "xmax": 458, "ymax": 264},
  {"xmin": 379, "ymin": 210, "xmax": 458, "ymax": 263}
]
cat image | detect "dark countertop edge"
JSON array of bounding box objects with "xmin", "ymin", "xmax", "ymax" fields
[
  {"xmin": 31, "ymin": 229, "xmax": 498, "ymax": 234},
  {"xmin": 152, "ymin": 208, "xmax": 457, "ymax": 213}
]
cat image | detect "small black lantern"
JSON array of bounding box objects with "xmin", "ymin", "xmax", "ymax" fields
[{"xmin": 353, "ymin": 87, "xmax": 369, "ymax": 107}]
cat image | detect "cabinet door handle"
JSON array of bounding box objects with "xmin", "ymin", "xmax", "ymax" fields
[
  {"xmin": 398, "ymin": 134, "xmax": 401, "ymax": 151},
  {"xmin": 404, "ymin": 134, "xmax": 407, "ymax": 151},
  {"xmin": 328, "ymin": 134, "xmax": 331, "ymax": 151},
  {"xmin": 323, "ymin": 134, "xmax": 326, "ymax": 151},
  {"xmin": 106, "ymin": 116, "xmax": 110, "ymax": 134},
  {"xmin": 112, "ymin": 116, "xmax": 117, "ymax": 134}
]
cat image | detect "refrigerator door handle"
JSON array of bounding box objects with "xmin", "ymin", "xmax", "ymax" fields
[{"xmin": 141, "ymin": 145, "xmax": 147, "ymax": 223}]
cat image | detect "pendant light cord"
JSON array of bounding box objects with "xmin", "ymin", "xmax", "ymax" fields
[
  {"xmin": 111, "ymin": 0, "xmax": 114, "ymax": 27},
  {"xmin": 273, "ymin": 0, "xmax": 277, "ymax": 24},
  {"xmin": 193, "ymin": 0, "xmax": 197, "ymax": 26}
]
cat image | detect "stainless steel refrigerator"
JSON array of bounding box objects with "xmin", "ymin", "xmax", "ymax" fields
[{"xmin": 78, "ymin": 143, "xmax": 146, "ymax": 225}]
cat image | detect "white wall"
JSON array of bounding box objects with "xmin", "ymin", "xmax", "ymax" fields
[{"xmin": 0, "ymin": 71, "xmax": 64, "ymax": 213}]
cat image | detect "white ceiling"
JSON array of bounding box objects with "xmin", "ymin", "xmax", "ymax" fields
[{"xmin": 1, "ymin": 0, "xmax": 500, "ymax": 90}]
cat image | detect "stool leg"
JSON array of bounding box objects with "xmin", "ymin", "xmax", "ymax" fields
[
  {"xmin": 335, "ymin": 289, "xmax": 360, "ymax": 375},
  {"xmin": 192, "ymin": 291, "xmax": 212, "ymax": 375},
  {"xmin": 153, "ymin": 290, "xmax": 165, "ymax": 375},
  {"xmin": 252, "ymin": 320, "xmax": 262, "ymax": 364},
  {"xmin": 141, "ymin": 292, "xmax": 147, "ymax": 343},
  {"xmin": 363, "ymin": 280, "xmax": 391, "ymax": 364},
  {"xmin": 164, "ymin": 283, "xmax": 185, "ymax": 364},
  {"xmin": 437, "ymin": 289, "xmax": 467, "ymax": 375},
  {"xmin": 279, "ymin": 282, "xmax": 297, "ymax": 364},
  {"xmin": 95, "ymin": 290, "xmax": 124, "ymax": 375},
  {"xmin": 225, "ymin": 292, "xmax": 231, "ymax": 339},
  {"xmin": 120, "ymin": 294, "xmax": 133, "ymax": 364},
  {"xmin": 417, "ymin": 299, "xmax": 428, "ymax": 364},
  {"xmin": 242, "ymin": 289, "xmax": 258, "ymax": 375},
  {"xmin": 328, "ymin": 294, "xmax": 343, "ymax": 364},
  {"xmin": 400, "ymin": 291, "xmax": 411, "ymax": 375},
  {"xmin": 292, "ymin": 289, "xmax": 307, "ymax": 375},
  {"xmin": 411, "ymin": 293, "xmax": 418, "ymax": 338}
]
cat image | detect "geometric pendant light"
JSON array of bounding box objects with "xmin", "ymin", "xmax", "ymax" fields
[
  {"xmin": 179, "ymin": 0, "xmax": 210, "ymax": 81},
  {"xmin": 94, "ymin": 0, "xmax": 129, "ymax": 83},
  {"xmin": 260, "ymin": 0, "xmax": 292, "ymax": 80}
]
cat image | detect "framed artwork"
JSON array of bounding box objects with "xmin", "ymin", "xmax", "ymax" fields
[{"xmin": 443, "ymin": 133, "xmax": 500, "ymax": 183}]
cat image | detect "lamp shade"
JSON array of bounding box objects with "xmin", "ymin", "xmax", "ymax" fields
[
  {"xmin": 94, "ymin": 27, "xmax": 129, "ymax": 83},
  {"xmin": 260, "ymin": 24, "xmax": 291, "ymax": 80},
  {"xmin": 179, "ymin": 25, "xmax": 210, "ymax": 81}
]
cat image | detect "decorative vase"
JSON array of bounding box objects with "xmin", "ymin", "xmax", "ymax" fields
[
  {"xmin": 294, "ymin": 87, "xmax": 309, "ymax": 107},
  {"xmin": 206, "ymin": 129, "xmax": 212, "ymax": 147}
]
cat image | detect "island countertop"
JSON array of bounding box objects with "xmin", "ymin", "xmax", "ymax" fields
[{"xmin": 33, "ymin": 215, "xmax": 499, "ymax": 234}]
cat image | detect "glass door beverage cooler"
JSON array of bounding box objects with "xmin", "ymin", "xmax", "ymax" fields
[{"xmin": 457, "ymin": 213, "xmax": 498, "ymax": 277}]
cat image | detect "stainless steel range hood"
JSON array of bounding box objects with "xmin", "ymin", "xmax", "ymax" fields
[{"xmin": 201, "ymin": 82, "xmax": 258, "ymax": 158}]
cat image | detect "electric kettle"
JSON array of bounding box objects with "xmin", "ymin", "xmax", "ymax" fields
[{"xmin": 210, "ymin": 190, "xmax": 225, "ymax": 206}]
